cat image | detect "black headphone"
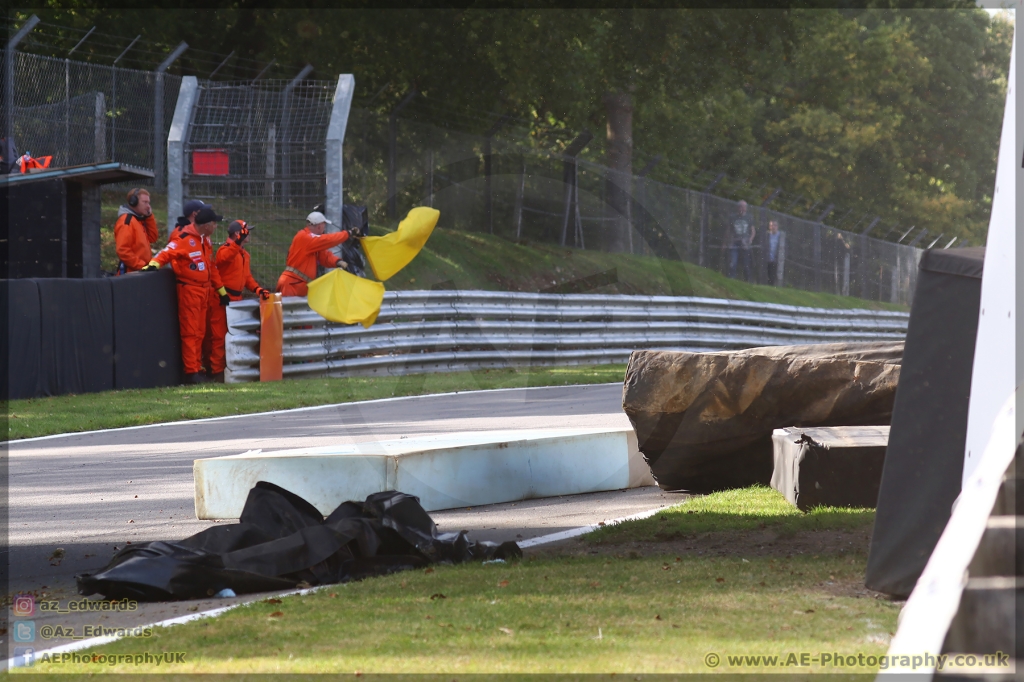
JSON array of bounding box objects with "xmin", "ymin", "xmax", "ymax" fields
[{"xmin": 128, "ymin": 188, "xmax": 141, "ymax": 208}]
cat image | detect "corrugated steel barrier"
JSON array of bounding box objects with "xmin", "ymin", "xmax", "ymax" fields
[{"xmin": 224, "ymin": 290, "xmax": 909, "ymax": 383}]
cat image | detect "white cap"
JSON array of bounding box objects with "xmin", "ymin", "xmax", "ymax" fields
[{"xmin": 306, "ymin": 211, "xmax": 332, "ymax": 225}]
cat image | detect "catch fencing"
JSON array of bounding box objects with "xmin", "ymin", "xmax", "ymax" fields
[
  {"xmin": 9, "ymin": 51, "xmax": 180, "ymax": 186},
  {"xmin": 345, "ymin": 111, "xmax": 921, "ymax": 305},
  {"xmin": 222, "ymin": 290, "xmax": 909, "ymax": 383}
]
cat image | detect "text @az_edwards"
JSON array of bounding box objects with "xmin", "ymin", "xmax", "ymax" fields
[
  {"xmin": 39, "ymin": 624, "xmax": 153, "ymax": 640},
  {"xmin": 704, "ymin": 651, "xmax": 1012, "ymax": 671}
]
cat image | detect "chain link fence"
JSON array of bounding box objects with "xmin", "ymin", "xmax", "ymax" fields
[
  {"xmin": 178, "ymin": 77, "xmax": 337, "ymax": 284},
  {"xmin": 10, "ymin": 51, "xmax": 180, "ymax": 185},
  {"xmin": 340, "ymin": 111, "xmax": 920, "ymax": 305}
]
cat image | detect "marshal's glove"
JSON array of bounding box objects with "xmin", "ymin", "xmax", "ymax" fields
[
  {"xmin": 233, "ymin": 222, "xmax": 250, "ymax": 245},
  {"xmin": 257, "ymin": 287, "xmax": 272, "ymax": 300},
  {"xmin": 217, "ymin": 287, "xmax": 230, "ymax": 307},
  {"xmin": 141, "ymin": 261, "xmax": 159, "ymax": 272}
]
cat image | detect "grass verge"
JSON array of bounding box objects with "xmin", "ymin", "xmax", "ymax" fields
[
  {"xmin": 35, "ymin": 487, "xmax": 896, "ymax": 674},
  {"xmin": 7, "ymin": 365, "xmax": 626, "ymax": 440}
]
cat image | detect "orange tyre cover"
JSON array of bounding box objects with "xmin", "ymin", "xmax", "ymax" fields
[{"xmin": 259, "ymin": 293, "xmax": 284, "ymax": 382}]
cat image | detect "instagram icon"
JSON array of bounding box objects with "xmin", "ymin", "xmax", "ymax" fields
[{"xmin": 12, "ymin": 595, "xmax": 34, "ymax": 617}]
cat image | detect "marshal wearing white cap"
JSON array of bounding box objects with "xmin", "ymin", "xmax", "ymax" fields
[{"xmin": 275, "ymin": 211, "xmax": 356, "ymax": 297}]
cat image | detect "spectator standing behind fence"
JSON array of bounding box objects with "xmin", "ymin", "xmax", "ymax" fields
[
  {"xmin": 766, "ymin": 219, "xmax": 782, "ymax": 286},
  {"xmin": 114, "ymin": 188, "xmax": 160, "ymax": 274},
  {"xmin": 276, "ymin": 211, "xmax": 353, "ymax": 297},
  {"xmin": 203, "ymin": 220, "xmax": 271, "ymax": 382},
  {"xmin": 725, "ymin": 200, "xmax": 755, "ymax": 281},
  {"xmin": 142, "ymin": 207, "xmax": 230, "ymax": 384}
]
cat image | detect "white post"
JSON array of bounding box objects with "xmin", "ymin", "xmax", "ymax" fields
[
  {"xmin": 166, "ymin": 76, "xmax": 198, "ymax": 235},
  {"xmin": 962, "ymin": 28, "xmax": 1020, "ymax": 485},
  {"xmin": 325, "ymin": 74, "xmax": 355, "ymax": 239}
]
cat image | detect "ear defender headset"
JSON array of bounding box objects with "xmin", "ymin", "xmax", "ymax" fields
[
  {"xmin": 128, "ymin": 188, "xmax": 141, "ymax": 208},
  {"xmin": 234, "ymin": 221, "xmax": 250, "ymax": 245}
]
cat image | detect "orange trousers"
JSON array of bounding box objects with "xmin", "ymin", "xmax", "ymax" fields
[
  {"xmin": 276, "ymin": 272, "xmax": 308, "ymax": 297},
  {"xmin": 203, "ymin": 289, "xmax": 228, "ymax": 374},
  {"xmin": 177, "ymin": 283, "xmax": 210, "ymax": 375}
]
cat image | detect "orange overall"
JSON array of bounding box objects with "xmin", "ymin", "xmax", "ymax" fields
[
  {"xmin": 150, "ymin": 226, "xmax": 224, "ymax": 375},
  {"xmin": 203, "ymin": 241, "xmax": 262, "ymax": 374},
  {"xmin": 276, "ymin": 227, "xmax": 350, "ymax": 297},
  {"xmin": 114, "ymin": 211, "xmax": 159, "ymax": 273}
]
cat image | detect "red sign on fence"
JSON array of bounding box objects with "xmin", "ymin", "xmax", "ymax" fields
[{"xmin": 192, "ymin": 149, "xmax": 229, "ymax": 176}]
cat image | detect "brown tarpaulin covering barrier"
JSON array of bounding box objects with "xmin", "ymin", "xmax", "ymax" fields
[
  {"xmin": 865, "ymin": 248, "xmax": 984, "ymax": 597},
  {"xmin": 622, "ymin": 342, "xmax": 903, "ymax": 492}
]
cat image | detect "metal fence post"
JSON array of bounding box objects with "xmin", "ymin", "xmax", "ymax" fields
[
  {"xmin": 559, "ymin": 131, "xmax": 592, "ymax": 247},
  {"xmin": 166, "ymin": 76, "xmax": 198, "ymax": 233},
  {"xmin": 94, "ymin": 92, "xmax": 106, "ymax": 162},
  {"xmin": 387, "ymin": 88, "xmax": 417, "ymax": 219},
  {"xmin": 279, "ymin": 64, "xmax": 314, "ymax": 208},
  {"xmin": 153, "ymin": 42, "xmax": 188, "ymax": 189},
  {"xmin": 484, "ymin": 114, "xmax": 511, "ymax": 234},
  {"xmin": 4, "ymin": 15, "xmax": 39, "ymax": 150}
]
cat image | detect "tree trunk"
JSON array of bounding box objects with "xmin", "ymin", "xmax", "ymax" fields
[{"xmin": 603, "ymin": 91, "xmax": 633, "ymax": 252}]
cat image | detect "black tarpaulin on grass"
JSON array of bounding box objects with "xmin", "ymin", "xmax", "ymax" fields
[{"xmin": 76, "ymin": 483, "xmax": 522, "ymax": 602}]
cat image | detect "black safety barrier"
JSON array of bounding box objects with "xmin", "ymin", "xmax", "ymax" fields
[
  {"xmin": 2, "ymin": 279, "xmax": 43, "ymax": 399},
  {"xmin": 36, "ymin": 277, "xmax": 115, "ymax": 396},
  {"xmin": 111, "ymin": 269, "xmax": 181, "ymax": 389},
  {"xmin": 77, "ymin": 482, "xmax": 522, "ymax": 602},
  {"xmin": 4, "ymin": 269, "xmax": 181, "ymax": 399}
]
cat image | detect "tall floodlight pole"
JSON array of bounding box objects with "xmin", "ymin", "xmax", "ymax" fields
[
  {"xmin": 4, "ymin": 15, "xmax": 39, "ymax": 155},
  {"xmin": 154, "ymin": 42, "xmax": 188, "ymax": 188}
]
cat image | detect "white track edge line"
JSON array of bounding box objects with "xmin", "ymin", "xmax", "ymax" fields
[
  {"xmin": 9, "ymin": 382, "xmax": 623, "ymax": 445},
  {"xmin": 4, "ymin": 503, "xmax": 673, "ymax": 669}
]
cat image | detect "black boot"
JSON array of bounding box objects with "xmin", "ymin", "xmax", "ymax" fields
[
  {"xmin": 207, "ymin": 371, "xmax": 225, "ymax": 383},
  {"xmin": 184, "ymin": 372, "xmax": 206, "ymax": 385}
]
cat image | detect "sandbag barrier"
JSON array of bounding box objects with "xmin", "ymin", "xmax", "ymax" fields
[{"xmin": 223, "ymin": 290, "xmax": 910, "ymax": 383}]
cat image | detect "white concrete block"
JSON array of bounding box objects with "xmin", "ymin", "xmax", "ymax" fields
[{"xmin": 194, "ymin": 427, "xmax": 655, "ymax": 519}]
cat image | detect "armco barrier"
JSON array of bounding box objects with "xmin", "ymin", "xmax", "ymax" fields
[{"xmin": 224, "ymin": 290, "xmax": 909, "ymax": 383}]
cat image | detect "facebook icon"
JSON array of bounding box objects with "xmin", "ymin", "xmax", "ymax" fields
[{"xmin": 12, "ymin": 647, "xmax": 35, "ymax": 668}]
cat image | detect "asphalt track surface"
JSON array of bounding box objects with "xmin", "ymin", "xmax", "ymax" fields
[{"xmin": 6, "ymin": 383, "xmax": 681, "ymax": 650}]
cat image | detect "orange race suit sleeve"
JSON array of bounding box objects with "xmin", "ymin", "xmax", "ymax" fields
[{"xmin": 114, "ymin": 213, "xmax": 158, "ymax": 272}]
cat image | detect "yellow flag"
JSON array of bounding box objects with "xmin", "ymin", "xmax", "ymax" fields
[
  {"xmin": 362, "ymin": 206, "xmax": 439, "ymax": 281},
  {"xmin": 307, "ymin": 268, "xmax": 386, "ymax": 328}
]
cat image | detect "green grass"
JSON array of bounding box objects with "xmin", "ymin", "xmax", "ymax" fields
[
  {"xmin": 7, "ymin": 365, "xmax": 626, "ymax": 440},
  {"xmin": 28, "ymin": 487, "xmax": 896, "ymax": 674},
  {"xmin": 587, "ymin": 485, "xmax": 875, "ymax": 543}
]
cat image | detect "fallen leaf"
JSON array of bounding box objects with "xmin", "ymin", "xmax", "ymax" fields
[
  {"xmin": 425, "ymin": 615, "xmax": 433, "ymax": 619},
  {"xmin": 661, "ymin": 565, "xmax": 671, "ymax": 571},
  {"xmin": 128, "ymin": 520, "xmax": 134, "ymax": 524},
  {"xmin": 187, "ymin": 606, "xmax": 198, "ymax": 612},
  {"xmin": 654, "ymin": 614, "xmax": 662, "ymax": 620},
  {"xmin": 424, "ymin": 568, "xmax": 435, "ymax": 574},
  {"xmin": 498, "ymin": 580, "xmax": 509, "ymax": 588},
  {"xmin": 805, "ymin": 609, "xmax": 815, "ymax": 613},
  {"xmin": 329, "ymin": 593, "xmax": 338, "ymax": 598},
  {"xmin": 268, "ymin": 611, "xmax": 284, "ymax": 618},
  {"xmin": 296, "ymin": 581, "xmax": 311, "ymax": 589},
  {"xmin": 498, "ymin": 627, "xmax": 513, "ymax": 636},
  {"xmin": 671, "ymin": 624, "xmax": 680, "ymax": 629},
  {"xmin": 715, "ymin": 577, "xmax": 725, "ymax": 583},
  {"xmin": 781, "ymin": 625, "xmax": 792, "ymax": 631},
  {"xmin": 430, "ymin": 593, "xmax": 447, "ymax": 600},
  {"xmin": 598, "ymin": 521, "xmax": 606, "ymax": 526},
  {"xmin": 759, "ymin": 581, "xmax": 766, "ymax": 587},
  {"xmin": 675, "ymin": 557, "xmax": 681, "ymax": 562},
  {"xmin": 264, "ymin": 598, "xmax": 282, "ymax": 604},
  {"xmin": 590, "ymin": 581, "xmax": 601, "ymax": 588},
  {"xmin": 134, "ymin": 495, "xmax": 138, "ymax": 499}
]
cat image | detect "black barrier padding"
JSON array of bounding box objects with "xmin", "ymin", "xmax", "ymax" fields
[
  {"xmin": 35, "ymin": 278, "xmax": 114, "ymax": 396},
  {"xmin": 2, "ymin": 279, "xmax": 42, "ymax": 399},
  {"xmin": 111, "ymin": 269, "xmax": 181, "ymax": 389},
  {"xmin": 865, "ymin": 248, "xmax": 983, "ymax": 597}
]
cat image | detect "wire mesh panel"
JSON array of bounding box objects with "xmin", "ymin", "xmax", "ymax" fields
[
  {"xmin": 12, "ymin": 52, "xmax": 180, "ymax": 181},
  {"xmin": 340, "ymin": 113, "xmax": 921, "ymax": 305},
  {"xmin": 181, "ymin": 78, "xmax": 336, "ymax": 285}
]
